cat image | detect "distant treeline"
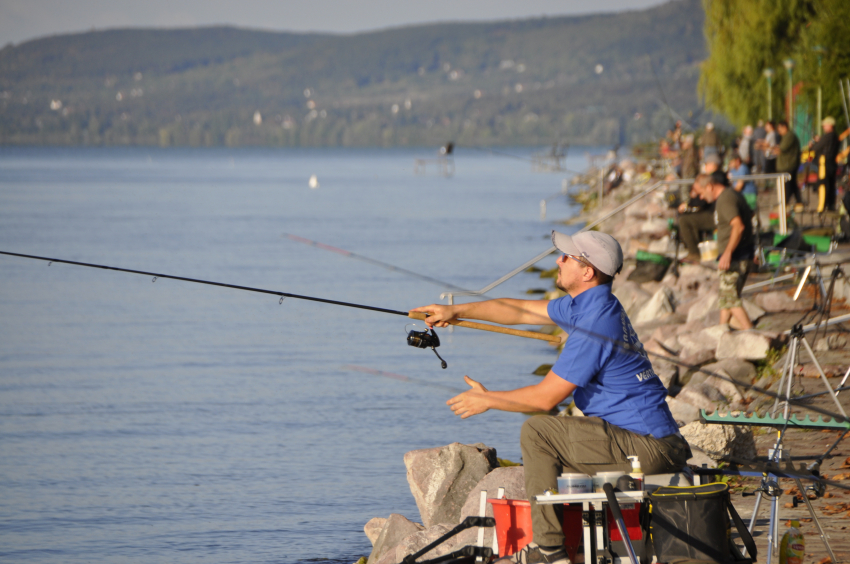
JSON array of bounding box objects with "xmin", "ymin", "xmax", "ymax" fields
[{"xmin": 0, "ymin": 0, "xmax": 708, "ymax": 148}]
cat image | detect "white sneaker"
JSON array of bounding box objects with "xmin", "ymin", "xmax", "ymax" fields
[{"xmin": 494, "ymin": 543, "xmax": 570, "ymax": 564}]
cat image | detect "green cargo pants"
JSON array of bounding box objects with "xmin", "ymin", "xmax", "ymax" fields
[{"xmin": 521, "ymin": 415, "xmax": 692, "ymax": 547}]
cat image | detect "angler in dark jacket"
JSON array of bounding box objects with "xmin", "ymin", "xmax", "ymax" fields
[
  {"xmin": 775, "ymin": 121, "xmax": 802, "ymax": 206},
  {"xmin": 809, "ymin": 117, "xmax": 840, "ymax": 212}
]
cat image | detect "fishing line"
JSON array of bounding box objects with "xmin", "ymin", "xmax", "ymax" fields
[
  {"xmin": 281, "ymin": 233, "xmax": 472, "ymax": 293},
  {"xmin": 343, "ymin": 364, "xmax": 465, "ymax": 393},
  {"xmin": 647, "ymin": 56, "xmax": 694, "ymax": 131},
  {"xmin": 463, "ymin": 146, "xmax": 585, "ymax": 175}
]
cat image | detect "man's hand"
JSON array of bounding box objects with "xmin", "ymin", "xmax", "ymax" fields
[
  {"xmin": 410, "ymin": 304, "xmax": 458, "ymax": 328},
  {"xmin": 677, "ymin": 202, "xmax": 688, "ymax": 214},
  {"xmin": 718, "ymin": 251, "xmax": 732, "ymax": 271},
  {"xmin": 447, "ymin": 376, "xmax": 490, "ymax": 419}
]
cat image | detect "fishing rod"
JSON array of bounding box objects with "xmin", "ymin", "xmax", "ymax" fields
[
  {"xmin": 281, "ymin": 233, "xmax": 471, "ymax": 293},
  {"xmin": 0, "ymin": 250, "xmax": 560, "ymax": 369},
  {"xmin": 463, "ymin": 146, "xmax": 585, "ymax": 175},
  {"xmin": 647, "ymin": 56, "xmax": 694, "ymax": 132}
]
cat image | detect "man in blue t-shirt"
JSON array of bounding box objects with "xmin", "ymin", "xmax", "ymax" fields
[{"xmin": 412, "ymin": 230, "xmax": 691, "ymax": 564}]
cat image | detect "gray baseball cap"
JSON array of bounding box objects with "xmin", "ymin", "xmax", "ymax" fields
[{"xmin": 551, "ymin": 230, "xmax": 623, "ymax": 277}]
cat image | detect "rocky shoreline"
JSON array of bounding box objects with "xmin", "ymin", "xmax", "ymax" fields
[{"xmin": 354, "ymin": 159, "xmax": 850, "ymax": 564}]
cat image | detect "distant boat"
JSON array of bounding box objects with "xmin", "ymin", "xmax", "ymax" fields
[{"xmin": 308, "ymin": 175, "xmax": 319, "ymax": 189}]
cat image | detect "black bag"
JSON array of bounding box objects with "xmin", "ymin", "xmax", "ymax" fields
[{"xmin": 647, "ymin": 483, "xmax": 757, "ymax": 564}]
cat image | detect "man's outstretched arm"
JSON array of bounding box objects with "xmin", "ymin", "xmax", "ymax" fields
[
  {"xmin": 410, "ymin": 298, "xmax": 553, "ymax": 328},
  {"xmin": 447, "ymin": 371, "xmax": 577, "ymax": 419}
]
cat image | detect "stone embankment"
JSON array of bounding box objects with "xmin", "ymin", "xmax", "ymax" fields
[{"xmin": 356, "ymin": 161, "xmax": 850, "ymax": 563}]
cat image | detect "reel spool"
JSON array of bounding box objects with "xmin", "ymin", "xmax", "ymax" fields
[{"xmin": 407, "ymin": 327, "xmax": 448, "ymax": 369}]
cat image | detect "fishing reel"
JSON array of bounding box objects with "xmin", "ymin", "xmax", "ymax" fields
[{"xmin": 407, "ymin": 327, "xmax": 448, "ymax": 369}]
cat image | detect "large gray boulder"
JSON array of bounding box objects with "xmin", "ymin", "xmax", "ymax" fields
[
  {"xmin": 634, "ymin": 286, "xmax": 676, "ymax": 324},
  {"xmin": 666, "ymin": 396, "xmax": 701, "ymax": 426},
  {"xmin": 754, "ymin": 290, "xmax": 804, "ymax": 312},
  {"xmin": 365, "ymin": 517, "xmax": 388, "ymax": 547},
  {"xmin": 715, "ymin": 331, "xmax": 776, "ymax": 361},
  {"xmin": 372, "ymin": 524, "xmax": 457, "ymax": 564},
  {"xmin": 677, "ymin": 331, "xmax": 716, "ymax": 357},
  {"xmin": 677, "ymin": 331, "xmax": 717, "ymax": 368},
  {"xmin": 643, "ymin": 338, "xmax": 679, "ymax": 388},
  {"xmin": 741, "ymin": 299, "xmax": 766, "ymax": 325},
  {"xmin": 650, "ymin": 324, "xmax": 683, "ymax": 355},
  {"xmin": 675, "ymin": 382, "xmax": 726, "ymax": 411},
  {"xmin": 700, "ymin": 359, "xmax": 756, "ymax": 401},
  {"xmin": 686, "ymin": 293, "xmax": 718, "ymax": 323},
  {"xmin": 404, "ymin": 443, "xmax": 499, "ymax": 528},
  {"xmin": 680, "ymin": 421, "xmax": 757, "ymax": 463},
  {"xmin": 673, "ymin": 264, "xmax": 716, "ymax": 295},
  {"xmin": 367, "ymin": 514, "xmax": 424, "ymax": 564},
  {"xmin": 698, "ymin": 324, "xmax": 732, "ymax": 350},
  {"xmin": 454, "ymin": 466, "xmax": 527, "ymax": 550}
]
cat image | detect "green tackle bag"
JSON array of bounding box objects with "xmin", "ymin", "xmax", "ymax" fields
[{"xmin": 647, "ymin": 483, "xmax": 757, "ymax": 564}]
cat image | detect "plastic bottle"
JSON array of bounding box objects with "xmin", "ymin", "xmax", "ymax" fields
[
  {"xmin": 626, "ymin": 456, "xmax": 643, "ymax": 491},
  {"xmin": 779, "ymin": 520, "xmax": 804, "ymax": 564}
]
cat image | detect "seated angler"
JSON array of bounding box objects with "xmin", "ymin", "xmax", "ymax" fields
[{"xmin": 412, "ymin": 230, "xmax": 691, "ymax": 564}]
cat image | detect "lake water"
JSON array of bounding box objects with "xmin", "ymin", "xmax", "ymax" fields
[{"xmin": 0, "ymin": 146, "xmax": 596, "ymax": 563}]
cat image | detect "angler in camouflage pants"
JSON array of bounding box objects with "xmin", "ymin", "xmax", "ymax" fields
[{"xmin": 718, "ymin": 259, "xmax": 752, "ymax": 310}]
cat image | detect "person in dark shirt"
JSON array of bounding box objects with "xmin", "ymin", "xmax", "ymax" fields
[
  {"xmin": 774, "ymin": 121, "xmax": 802, "ymax": 205},
  {"xmin": 678, "ymin": 174, "xmax": 715, "ymax": 262},
  {"xmin": 699, "ymin": 171, "xmax": 754, "ymax": 330},
  {"xmin": 809, "ymin": 117, "xmax": 840, "ymax": 212}
]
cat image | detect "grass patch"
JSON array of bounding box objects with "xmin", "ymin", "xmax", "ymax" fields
[
  {"xmin": 753, "ymin": 346, "xmax": 786, "ymax": 382},
  {"xmin": 533, "ymin": 364, "xmax": 554, "ymax": 376},
  {"xmin": 498, "ymin": 458, "xmax": 522, "ymax": 467}
]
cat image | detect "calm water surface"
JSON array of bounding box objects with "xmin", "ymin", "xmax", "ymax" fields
[{"xmin": 0, "ymin": 146, "xmax": 594, "ymax": 563}]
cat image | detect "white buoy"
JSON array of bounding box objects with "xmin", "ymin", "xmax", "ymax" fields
[{"xmin": 308, "ymin": 175, "xmax": 319, "ymax": 189}]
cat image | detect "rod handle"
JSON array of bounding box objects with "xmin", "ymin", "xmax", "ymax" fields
[{"xmin": 407, "ymin": 312, "xmax": 561, "ymax": 343}]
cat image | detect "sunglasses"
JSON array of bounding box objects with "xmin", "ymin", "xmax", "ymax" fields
[{"xmin": 561, "ymin": 253, "xmax": 591, "ymax": 267}]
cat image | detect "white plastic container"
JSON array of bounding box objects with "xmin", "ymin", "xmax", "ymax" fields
[
  {"xmin": 592, "ymin": 471, "xmax": 625, "ymax": 492},
  {"xmin": 557, "ymin": 473, "xmax": 593, "ymax": 494},
  {"xmin": 698, "ymin": 240, "xmax": 718, "ymax": 262}
]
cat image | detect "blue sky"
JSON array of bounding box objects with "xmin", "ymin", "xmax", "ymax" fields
[{"xmin": 2, "ymin": 0, "xmax": 667, "ymax": 45}]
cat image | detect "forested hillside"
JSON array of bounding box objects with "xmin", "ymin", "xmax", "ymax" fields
[{"xmin": 0, "ymin": 0, "xmax": 707, "ymax": 147}]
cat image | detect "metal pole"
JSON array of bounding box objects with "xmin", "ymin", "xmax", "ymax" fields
[
  {"xmin": 768, "ymin": 76, "xmax": 773, "ymax": 120},
  {"xmin": 784, "ymin": 59, "xmax": 795, "ymax": 127},
  {"xmin": 840, "ymin": 80, "xmax": 850, "ymax": 132},
  {"xmin": 794, "ymin": 477, "xmax": 837, "ymax": 563},
  {"xmin": 816, "ymin": 49, "xmax": 824, "ymax": 135},
  {"xmin": 764, "ymin": 68, "xmax": 774, "ymax": 121},
  {"xmin": 777, "ymin": 175, "xmax": 788, "ymax": 235}
]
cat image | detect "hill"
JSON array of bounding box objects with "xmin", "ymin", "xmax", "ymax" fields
[{"xmin": 0, "ymin": 0, "xmax": 707, "ymax": 147}]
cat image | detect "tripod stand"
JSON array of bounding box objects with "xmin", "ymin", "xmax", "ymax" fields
[{"xmin": 743, "ymin": 321, "xmax": 850, "ymax": 564}]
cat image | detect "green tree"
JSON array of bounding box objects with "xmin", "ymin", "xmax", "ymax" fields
[
  {"xmin": 795, "ymin": 1, "xmax": 850, "ymax": 130},
  {"xmin": 700, "ymin": 0, "xmax": 850, "ymax": 129}
]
